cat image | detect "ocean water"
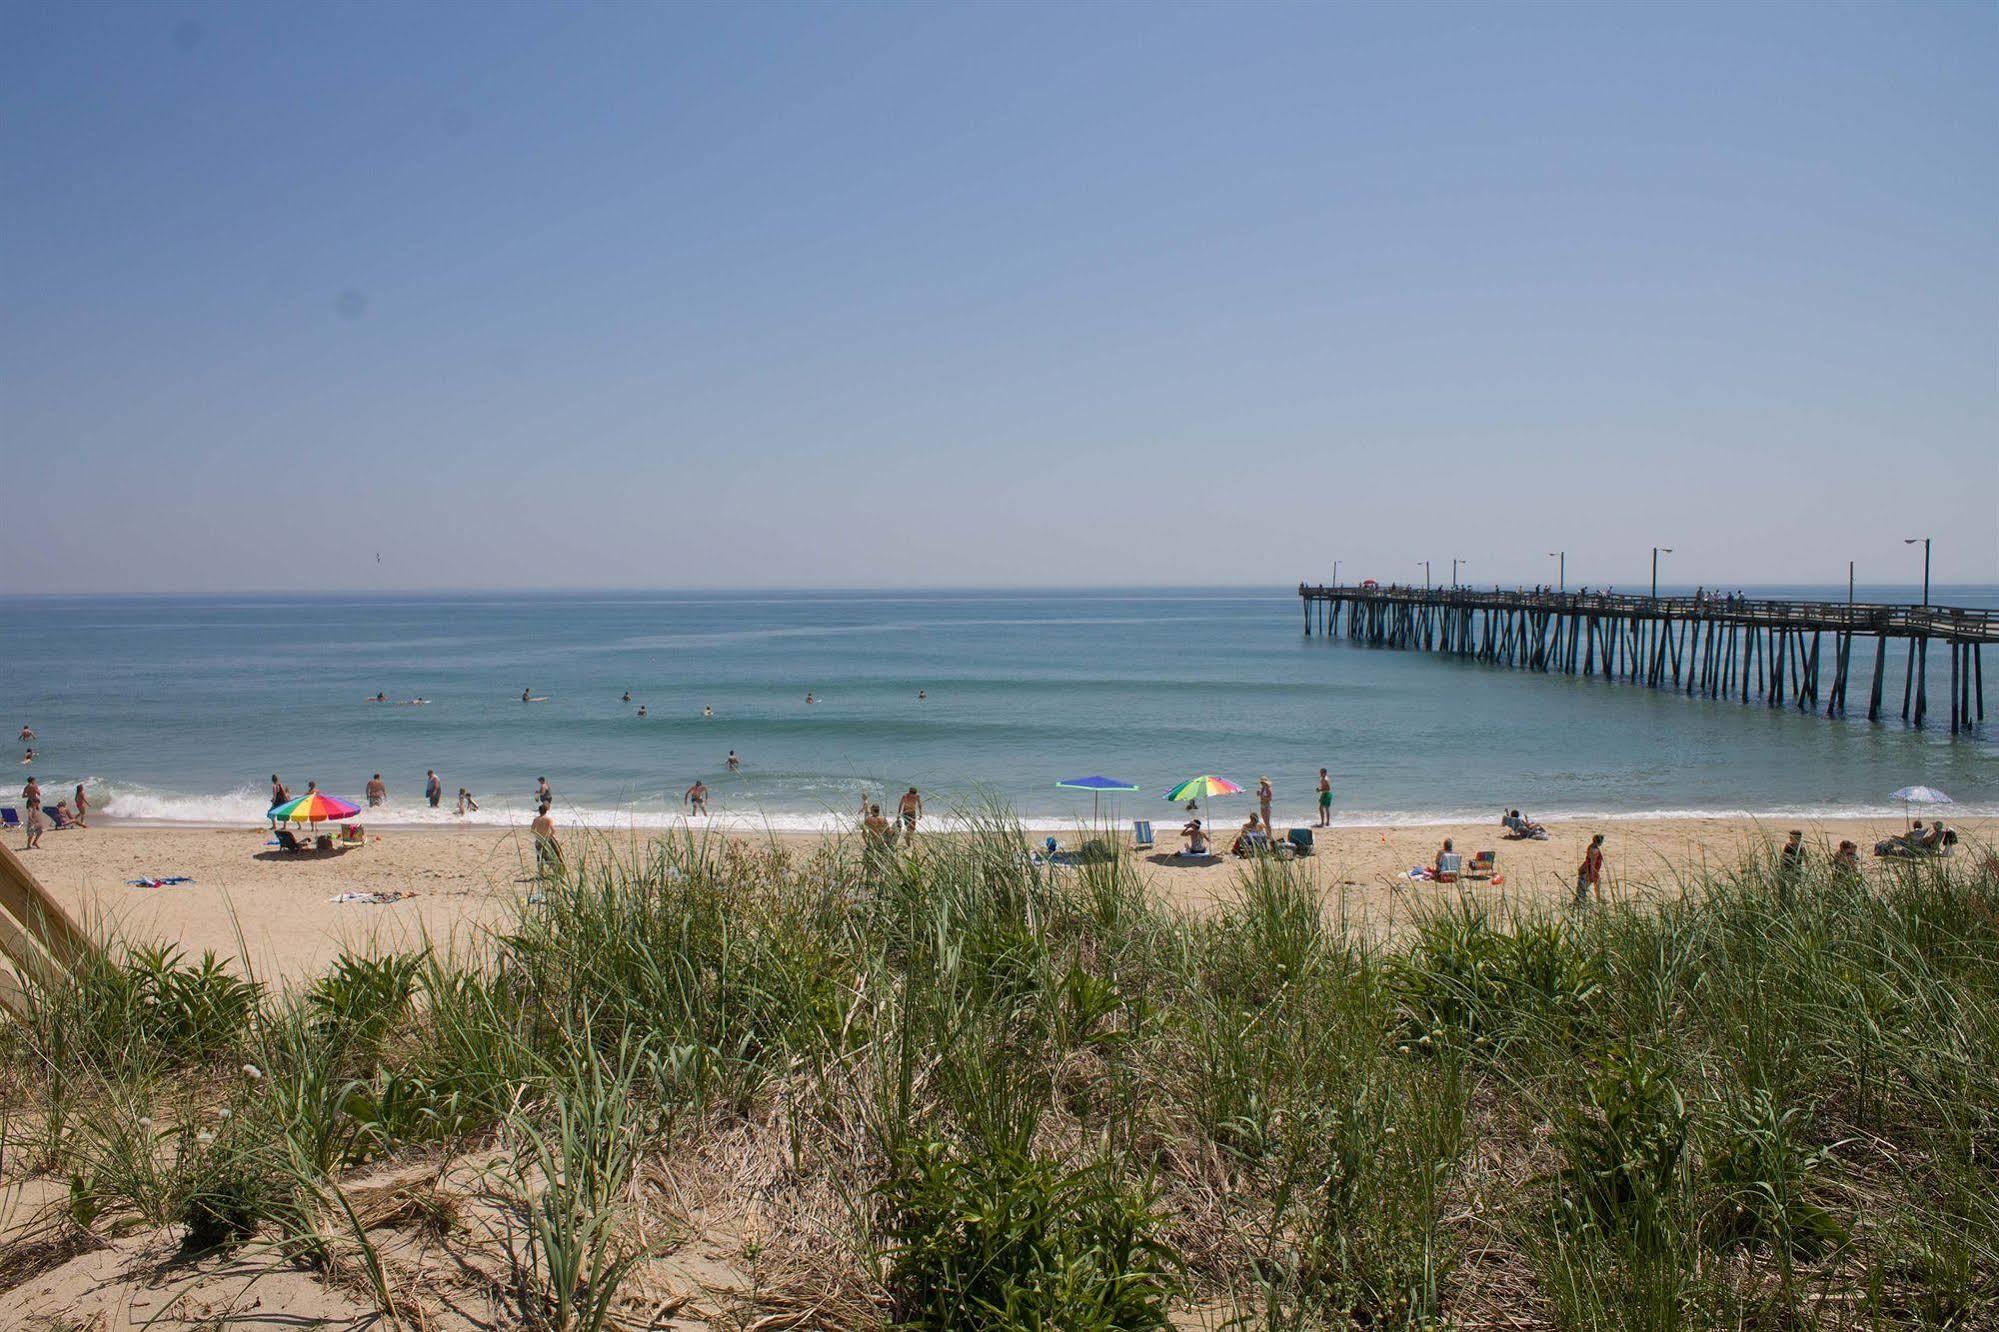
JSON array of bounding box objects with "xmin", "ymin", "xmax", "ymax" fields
[{"xmin": 3, "ymin": 586, "xmax": 1994, "ymax": 831}]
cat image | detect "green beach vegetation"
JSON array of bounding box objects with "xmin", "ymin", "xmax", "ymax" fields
[{"xmin": 1, "ymin": 819, "xmax": 1994, "ymax": 1329}]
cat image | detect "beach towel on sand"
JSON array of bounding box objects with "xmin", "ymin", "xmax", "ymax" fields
[
  {"xmin": 127, "ymin": 876, "xmax": 194, "ymax": 888},
  {"xmin": 330, "ymin": 890, "xmax": 416, "ymax": 904}
]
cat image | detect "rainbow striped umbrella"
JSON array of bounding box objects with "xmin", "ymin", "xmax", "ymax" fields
[
  {"xmin": 1163, "ymin": 774, "xmax": 1241, "ymax": 833},
  {"xmin": 1164, "ymin": 775, "xmax": 1242, "ymax": 802},
  {"xmin": 268, "ymin": 791, "xmax": 361, "ymax": 825}
]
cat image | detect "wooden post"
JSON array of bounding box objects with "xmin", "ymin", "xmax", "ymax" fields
[{"xmin": 1869, "ymin": 635, "xmax": 1886, "ymax": 721}]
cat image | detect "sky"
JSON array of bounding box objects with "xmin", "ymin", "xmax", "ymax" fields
[{"xmin": 3, "ymin": 0, "xmax": 1994, "ymax": 593}]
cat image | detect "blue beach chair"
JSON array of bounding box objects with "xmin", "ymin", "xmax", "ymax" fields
[
  {"xmin": 0, "ymin": 807, "xmax": 18, "ymax": 829},
  {"xmin": 1132, "ymin": 820, "xmax": 1154, "ymax": 850},
  {"xmin": 1286, "ymin": 828, "xmax": 1314, "ymax": 856}
]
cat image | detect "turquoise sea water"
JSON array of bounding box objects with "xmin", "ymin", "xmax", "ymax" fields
[{"xmin": 3, "ymin": 586, "xmax": 1994, "ymax": 831}]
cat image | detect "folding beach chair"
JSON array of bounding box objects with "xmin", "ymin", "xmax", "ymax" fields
[
  {"xmin": 1435, "ymin": 852, "xmax": 1463, "ymax": 884},
  {"xmin": 1466, "ymin": 851, "xmax": 1496, "ymax": 881},
  {"xmin": 274, "ymin": 829, "xmax": 310, "ymax": 853},
  {"xmin": 1286, "ymin": 827, "xmax": 1315, "ymax": 856},
  {"xmin": 0, "ymin": 808, "xmax": 18, "ymax": 829},
  {"xmin": 1132, "ymin": 820, "xmax": 1154, "ymax": 850}
]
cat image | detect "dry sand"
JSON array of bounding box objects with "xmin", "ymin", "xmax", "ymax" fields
[{"xmin": 12, "ymin": 814, "xmax": 1990, "ymax": 981}]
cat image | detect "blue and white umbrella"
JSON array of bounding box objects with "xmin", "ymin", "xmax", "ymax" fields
[{"xmin": 1889, "ymin": 785, "xmax": 1951, "ymax": 825}]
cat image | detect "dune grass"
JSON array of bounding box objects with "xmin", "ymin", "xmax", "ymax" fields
[{"xmin": 1, "ymin": 818, "xmax": 1994, "ymax": 1329}]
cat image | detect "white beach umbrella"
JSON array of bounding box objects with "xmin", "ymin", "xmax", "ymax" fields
[{"xmin": 1889, "ymin": 785, "xmax": 1952, "ymax": 826}]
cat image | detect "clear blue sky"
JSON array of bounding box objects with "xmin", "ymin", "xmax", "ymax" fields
[{"xmin": 4, "ymin": 1, "xmax": 1993, "ymax": 592}]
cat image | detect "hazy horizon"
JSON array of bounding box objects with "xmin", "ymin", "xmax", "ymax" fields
[{"xmin": 5, "ymin": 1, "xmax": 1994, "ymax": 594}]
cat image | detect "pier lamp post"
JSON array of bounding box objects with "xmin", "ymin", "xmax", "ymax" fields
[
  {"xmin": 1904, "ymin": 537, "xmax": 1930, "ymax": 606},
  {"xmin": 1419, "ymin": 560, "xmax": 1431, "ymax": 591},
  {"xmin": 1547, "ymin": 551, "xmax": 1565, "ymax": 592},
  {"xmin": 1451, "ymin": 558, "xmax": 1466, "ymax": 588},
  {"xmin": 1332, "ymin": 559, "xmax": 1340, "ymax": 587},
  {"xmin": 1651, "ymin": 547, "xmax": 1673, "ymax": 599}
]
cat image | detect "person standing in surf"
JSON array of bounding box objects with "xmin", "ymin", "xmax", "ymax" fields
[
  {"xmin": 1316, "ymin": 769, "xmax": 1333, "ymax": 828},
  {"xmin": 425, "ymin": 769, "xmax": 442, "ymax": 808}
]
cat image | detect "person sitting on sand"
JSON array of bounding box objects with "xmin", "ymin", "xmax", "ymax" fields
[
  {"xmin": 684, "ymin": 780, "xmax": 709, "ymax": 815},
  {"xmin": 1502, "ymin": 809, "xmax": 1548, "ymax": 840},
  {"xmin": 456, "ymin": 788, "xmax": 478, "ymax": 815},
  {"xmin": 366, "ymin": 773, "xmax": 387, "ymax": 806},
  {"xmin": 531, "ymin": 802, "xmax": 562, "ymax": 874},
  {"xmin": 1831, "ymin": 840, "xmax": 1860, "ymax": 881},
  {"xmin": 1232, "ymin": 814, "xmax": 1266, "ymax": 857},
  {"xmin": 1179, "ymin": 818, "xmax": 1210, "ymax": 857},
  {"xmin": 1780, "ymin": 829, "xmax": 1806, "ymax": 878},
  {"xmin": 72, "ymin": 783, "xmax": 89, "ymax": 827},
  {"xmin": 50, "ymin": 800, "xmax": 72, "ymax": 830},
  {"xmin": 1435, "ymin": 837, "xmax": 1456, "ymax": 877}
]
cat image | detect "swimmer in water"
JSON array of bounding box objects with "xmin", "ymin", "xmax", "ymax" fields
[
  {"xmin": 917, "ymin": 689, "xmax": 926, "ymax": 700},
  {"xmin": 637, "ymin": 705, "xmax": 648, "ymax": 718},
  {"xmin": 622, "ymin": 691, "xmax": 632, "ymax": 703},
  {"xmin": 726, "ymin": 750, "xmax": 740, "ymax": 771},
  {"xmin": 18, "ymin": 725, "xmax": 33, "ymax": 742},
  {"xmin": 805, "ymin": 692, "xmax": 815, "ymax": 705},
  {"xmin": 703, "ymin": 705, "xmax": 713, "ymax": 717},
  {"xmin": 369, "ymin": 692, "xmax": 386, "ymax": 703},
  {"xmin": 522, "ymin": 687, "xmax": 532, "ymax": 703}
]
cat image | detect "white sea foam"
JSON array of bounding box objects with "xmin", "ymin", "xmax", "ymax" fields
[{"xmin": 89, "ymin": 782, "xmax": 1999, "ymax": 833}]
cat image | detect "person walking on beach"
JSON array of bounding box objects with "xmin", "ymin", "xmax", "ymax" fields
[
  {"xmin": 366, "ymin": 773, "xmax": 387, "ymax": 806},
  {"xmin": 1257, "ymin": 776, "xmax": 1274, "ymax": 834},
  {"xmin": 21, "ymin": 776, "xmax": 43, "ymax": 849},
  {"xmin": 1574, "ymin": 833, "xmax": 1606, "ymax": 907},
  {"xmin": 271, "ymin": 774, "xmax": 290, "ymax": 808},
  {"xmin": 899, "ymin": 786, "xmax": 923, "ymax": 841},
  {"xmin": 72, "ymin": 783, "xmax": 89, "ymax": 828},
  {"xmin": 531, "ymin": 802, "xmax": 562, "ymax": 875},
  {"xmin": 425, "ymin": 769, "xmax": 442, "ymax": 808},
  {"xmin": 684, "ymin": 780, "xmax": 709, "ymax": 815},
  {"xmin": 1316, "ymin": 768, "xmax": 1333, "ymax": 828}
]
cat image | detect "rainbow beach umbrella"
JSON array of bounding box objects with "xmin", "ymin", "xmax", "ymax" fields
[
  {"xmin": 268, "ymin": 791, "xmax": 361, "ymax": 826},
  {"xmin": 1163, "ymin": 774, "xmax": 1242, "ymax": 832}
]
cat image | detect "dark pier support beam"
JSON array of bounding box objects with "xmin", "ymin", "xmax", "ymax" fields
[{"xmin": 1869, "ymin": 636, "xmax": 1886, "ymax": 721}]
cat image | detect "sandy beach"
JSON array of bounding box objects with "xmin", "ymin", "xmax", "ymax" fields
[{"xmin": 11, "ymin": 813, "xmax": 1988, "ymax": 982}]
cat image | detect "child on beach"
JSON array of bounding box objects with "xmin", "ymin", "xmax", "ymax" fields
[
  {"xmin": 72, "ymin": 783, "xmax": 89, "ymax": 827},
  {"xmin": 456, "ymin": 788, "xmax": 478, "ymax": 814}
]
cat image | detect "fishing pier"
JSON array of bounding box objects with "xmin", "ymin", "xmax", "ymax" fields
[{"xmin": 1298, "ymin": 584, "xmax": 1997, "ymax": 736}]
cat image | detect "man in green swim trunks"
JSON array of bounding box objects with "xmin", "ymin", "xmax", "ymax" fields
[{"xmin": 1316, "ymin": 768, "xmax": 1333, "ymax": 828}]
